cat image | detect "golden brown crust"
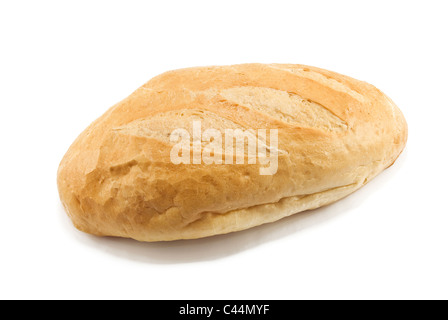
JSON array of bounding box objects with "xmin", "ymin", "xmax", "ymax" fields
[{"xmin": 57, "ymin": 63, "xmax": 408, "ymax": 241}]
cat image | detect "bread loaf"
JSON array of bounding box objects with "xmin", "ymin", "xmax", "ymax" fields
[{"xmin": 57, "ymin": 63, "xmax": 407, "ymax": 241}]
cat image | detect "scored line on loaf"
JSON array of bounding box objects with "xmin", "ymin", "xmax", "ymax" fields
[
  {"xmin": 112, "ymin": 108, "xmax": 286, "ymax": 156},
  {"xmin": 268, "ymin": 64, "xmax": 366, "ymax": 103},
  {"xmin": 203, "ymin": 86, "xmax": 348, "ymax": 132},
  {"xmin": 113, "ymin": 109, "xmax": 245, "ymax": 142}
]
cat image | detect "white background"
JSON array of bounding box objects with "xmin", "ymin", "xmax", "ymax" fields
[{"xmin": 1, "ymin": 0, "xmax": 447, "ymax": 300}]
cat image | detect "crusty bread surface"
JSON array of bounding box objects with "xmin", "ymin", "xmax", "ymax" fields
[{"xmin": 57, "ymin": 63, "xmax": 408, "ymax": 241}]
